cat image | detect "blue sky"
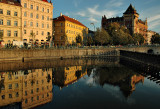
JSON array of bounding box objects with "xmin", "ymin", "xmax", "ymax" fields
[{"xmin": 51, "ymin": 0, "xmax": 160, "ymax": 33}]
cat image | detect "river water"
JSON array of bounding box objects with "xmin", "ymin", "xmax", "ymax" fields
[{"xmin": 0, "ymin": 57, "xmax": 160, "ymax": 109}]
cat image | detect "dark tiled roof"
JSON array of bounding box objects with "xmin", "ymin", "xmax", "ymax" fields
[
  {"xmin": 0, "ymin": 0, "xmax": 21, "ymax": 6},
  {"xmin": 42, "ymin": 0, "xmax": 48, "ymax": 3},
  {"xmin": 107, "ymin": 17, "xmax": 124, "ymax": 22},
  {"xmin": 124, "ymin": 4, "xmax": 138, "ymax": 15},
  {"xmin": 54, "ymin": 15, "xmax": 87, "ymax": 28}
]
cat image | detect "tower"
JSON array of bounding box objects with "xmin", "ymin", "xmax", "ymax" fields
[{"xmin": 123, "ymin": 4, "xmax": 139, "ymax": 34}]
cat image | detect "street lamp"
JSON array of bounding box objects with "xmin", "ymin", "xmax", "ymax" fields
[{"xmin": 90, "ymin": 23, "xmax": 95, "ymax": 31}]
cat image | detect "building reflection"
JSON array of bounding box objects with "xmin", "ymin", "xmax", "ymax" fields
[
  {"xmin": 0, "ymin": 69, "xmax": 52, "ymax": 109},
  {"xmin": 94, "ymin": 66, "xmax": 144, "ymax": 98},
  {"xmin": 53, "ymin": 66, "xmax": 87, "ymax": 89}
]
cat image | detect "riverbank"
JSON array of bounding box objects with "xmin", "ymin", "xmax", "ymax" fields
[{"xmin": 0, "ymin": 48, "xmax": 119, "ymax": 62}]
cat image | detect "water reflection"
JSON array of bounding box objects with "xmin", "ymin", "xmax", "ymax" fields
[
  {"xmin": 0, "ymin": 57, "xmax": 160, "ymax": 109},
  {"xmin": 0, "ymin": 69, "xmax": 52, "ymax": 109}
]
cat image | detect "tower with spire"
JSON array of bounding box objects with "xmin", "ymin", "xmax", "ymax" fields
[{"xmin": 101, "ymin": 4, "xmax": 148, "ymax": 43}]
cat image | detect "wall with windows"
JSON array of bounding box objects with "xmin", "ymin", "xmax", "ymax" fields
[
  {"xmin": 21, "ymin": 0, "xmax": 53, "ymax": 43},
  {"xmin": 0, "ymin": 1, "xmax": 22, "ymax": 44}
]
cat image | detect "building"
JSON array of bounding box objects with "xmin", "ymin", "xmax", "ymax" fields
[
  {"xmin": 147, "ymin": 30, "xmax": 157, "ymax": 44},
  {"xmin": 0, "ymin": 0, "xmax": 22, "ymax": 44},
  {"xmin": 0, "ymin": 68, "xmax": 53, "ymax": 108},
  {"xmin": 102, "ymin": 4, "xmax": 148, "ymax": 43},
  {"xmin": 0, "ymin": 71, "xmax": 24, "ymax": 107},
  {"xmin": 21, "ymin": 0, "xmax": 53, "ymax": 43},
  {"xmin": 53, "ymin": 66, "xmax": 87, "ymax": 88},
  {"xmin": 53, "ymin": 13, "xmax": 88, "ymax": 46}
]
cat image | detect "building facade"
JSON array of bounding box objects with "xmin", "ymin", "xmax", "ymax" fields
[
  {"xmin": 53, "ymin": 14, "xmax": 88, "ymax": 46},
  {"xmin": 102, "ymin": 4, "xmax": 148, "ymax": 43},
  {"xmin": 21, "ymin": 0, "xmax": 53, "ymax": 43},
  {"xmin": 0, "ymin": 69, "xmax": 52, "ymax": 108},
  {"xmin": 0, "ymin": 0, "xmax": 22, "ymax": 44}
]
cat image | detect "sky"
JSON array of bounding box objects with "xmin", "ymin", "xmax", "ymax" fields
[{"xmin": 51, "ymin": 0, "xmax": 160, "ymax": 33}]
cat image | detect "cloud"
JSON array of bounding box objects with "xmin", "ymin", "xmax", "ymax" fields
[
  {"xmin": 106, "ymin": 0, "xmax": 123, "ymax": 8},
  {"xmin": 73, "ymin": 0, "xmax": 80, "ymax": 8},
  {"xmin": 148, "ymin": 15, "xmax": 160, "ymax": 23},
  {"xmin": 88, "ymin": 17, "xmax": 98, "ymax": 23},
  {"xmin": 77, "ymin": 11, "xmax": 86, "ymax": 17},
  {"xmin": 149, "ymin": 20, "xmax": 160, "ymax": 29}
]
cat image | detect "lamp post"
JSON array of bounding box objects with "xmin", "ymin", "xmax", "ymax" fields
[{"xmin": 90, "ymin": 23, "xmax": 95, "ymax": 31}]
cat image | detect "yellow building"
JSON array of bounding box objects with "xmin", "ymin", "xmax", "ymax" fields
[
  {"xmin": 53, "ymin": 13, "xmax": 88, "ymax": 46},
  {"xmin": 53, "ymin": 66, "xmax": 87, "ymax": 88},
  {"xmin": 0, "ymin": 0, "xmax": 22, "ymax": 44},
  {"xmin": 22, "ymin": 69, "xmax": 52, "ymax": 109},
  {"xmin": 0, "ymin": 71, "xmax": 24, "ymax": 107},
  {"xmin": 0, "ymin": 68, "xmax": 53, "ymax": 108},
  {"xmin": 21, "ymin": 0, "xmax": 53, "ymax": 43}
]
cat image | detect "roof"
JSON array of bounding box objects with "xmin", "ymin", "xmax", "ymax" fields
[
  {"xmin": 0, "ymin": 0, "xmax": 21, "ymax": 6},
  {"xmin": 42, "ymin": 0, "xmax": 48, "ymax": 3},
  {"xmin": 54, "ymin": 15, "xmax": 87, "ymax": 28},
  {"xmin": 124, "ymin": 4, "xmax": 139, "ymax": 15}
]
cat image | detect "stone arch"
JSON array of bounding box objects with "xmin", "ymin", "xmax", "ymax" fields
[{"xmin": 148, "ymin": 49, "xmax": 154, "ymax": 54}]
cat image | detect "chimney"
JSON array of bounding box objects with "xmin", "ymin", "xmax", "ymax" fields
[{"xmin": 60, "ymin": 12, "xmax": 62, "ymax": 16}]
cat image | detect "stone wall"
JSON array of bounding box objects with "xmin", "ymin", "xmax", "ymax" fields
[{"xmin": 0, "ymin": 48, "xmax": 119, "ymax": 61}]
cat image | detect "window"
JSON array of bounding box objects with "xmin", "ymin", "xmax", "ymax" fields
[
  {"xmin": 24, "ymin": 30, "xmax": 26, "ymax": 34},
  {"xmin": 25, "ymin": 99, "xmax": 28, "ymax": 104},
  {"xmin": 37, "ymin": 96, "xmax": 39, "ymax": 100},
  {"xmin": 42, "ymin": 80, "xmax": 44, "ymax": 84},
  {"xmin": 31, "ymin": 89, "xmax": 33, "ymax": 94},
  {"xmin": 9, "ymin": 84, "xmax": 12, "ymax": 89},
  {"xmin": 1, "ymin": 95, "xmax": 5, "ymax": 100},
  {"xmin": 30, "ymin": 13, "xmax": 33, "ymax": 18},
  {"xmin": 36, "ymin": 6, "xmax": 39, "ymax": 10},
  {"xmin": 47, "ymin": 9, "xmax": 49, "ymax": 13},
  {"xmin": 14, "ymin": 21, "xmax": 18, "ymax": 26},
  {"xmin": 14, "ymin": 31, "xmax": 18, "ymax": 37},
  {"xmin": 7, "ymin": 10, "xmax": 10, "ymax": 15},
  {"xmin": 24, "ymin": 12, "xmax": 27, "ymax": 17},
  {"xmin": 16, "ymin": 92, "xmax": 19, "ymax": 97},
  {"xmin": 7, "ymin": 30, "xmax": 11, "ymax": 37},
  {"xmin": 42, "ymin": 8, "xmax": 44, "ymax": 12},
  {"xmin": 36, "ymin": 14, "xmax": 39, "ymax": 19},
  {"xmin": 36, "ymin": 31, "xmax": 38, "ymax": 35},
  {"xmin": 30, "ymin": 22, "xmax": 33, "ymax": 27},
  {"xmin": 25, "ymin": 91, "xmax": 27, "ymax": 96},
  {"xmin": 42, "ymin": 23, "xmax": 44, "ymax": 28},
  {"xmin": 47, "ymin": 24, "xmax": 49, "ymax": 28},
  {"xmin": 47, "ymin": 16, "xmax": 49, "ymax": 21},
  {"xmin": 0, "ymin": 9, "xmax": 3, "ymax": 14},
  {"xmin": 15, "ymin": 83, "xmax": 18, "ymax": 88},
  {"xmin": 0, "ymin": 19, "xmax": 3, "ymax": 25},
  {"xmin": 42, "ymin": 15, "xmax": 44, "ymax": 20},
  {"xmin": 30, "ymin": 5, "xmax": 33, "ymax": 9},
  {"xmin": 31, "ymin": 97, "xmax": 33, "ymax": 102},
  {"xmin": 36, "ymin": 23, "xmax": 38, "ymax": 27},
  {"xmin": 37, "ymin": 88, "xmax": 39, "ymax": 92},
  {"xmin": 42, "ymin": 31, "xmax": 44, "ymax": 35},
  {"xmin": 9, "ymin": 94, "xmax": 12, "ymax": 98},
  {"xmin": 24, "ymin": 3, "xmax": 27, "ymax": 8},
  {"xmin": 0, "ymin": 30, "xmax": 3, "ymax": 36},
  {"xmin": 61, "ymin": 29, "xmax": 63, "ymax": 33},
  {"xmin": 14, "ymin": 12, "xmax": 17, "ymax": 16},
  {"xmin": 24, "ymin": 21, "xmax": 27, "ymax": 27},
  {"xmin": 7, "ymin": 20, "xmax": 11, "ymax": 26},
  {"xmin": 61, "ymin": 23, "xmax": 63, "ymax": 27}
]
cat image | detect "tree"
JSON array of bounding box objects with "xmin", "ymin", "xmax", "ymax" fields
[
  {"xmin": 30, "ymin": 31, "xmax": 36, "ymax": 48},
  {"xmin": 132, "ymin": 33, "xmax": 145, "ymax": 45},
  {"xmin": 76, "ymin": 35, "xmax": 82, "ymax": 45},
  {"xmin": 87, "ymin": 36, "xmax": 93, "ymax": 46},
  {"xmin": 106, "ymin": 22, "xmax": 133, "ymax": 45},
  {"xmin": 94, "ymin": 28, "xmax": 110, "ymax": 46},
  {"xmin": 151, "ymin": 33, "xmax": 160, "ymax": 44},
  {"xmin": 82, "ymin": 29, "xmax": 88, "ymax": 46}
]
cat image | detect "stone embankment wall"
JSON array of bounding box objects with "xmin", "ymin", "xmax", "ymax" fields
[{"xmin": 0, "ymin": 48, "xmax": 119, "ymax": 61}]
